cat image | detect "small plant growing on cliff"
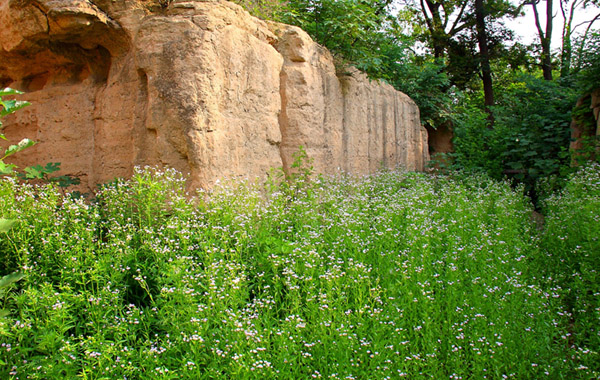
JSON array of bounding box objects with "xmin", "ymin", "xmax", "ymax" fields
[
  {"xmin": 0, "ymin": 89, "xmax": 79, "ymax": 189},
  {"xmin": 266, "ymin": 145, "xmax": 316, "ymax": 202},
  {"xmin": 0, "ymin": 88, "xmax": 34, "ymax": 175}
]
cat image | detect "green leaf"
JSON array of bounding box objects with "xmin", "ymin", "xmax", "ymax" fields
[
  {"xmin": 52, "ymin": 174, "xmax": 80, "ymax": 188},
  {"xmin": 528, "ymin": 168, "xmax": 539, "ymax": 177},
  {"xmin": 0, "ymin": 272, "xmax": 25, "ymax": 288},
  {"xmin": 0, "ymin": 161, "xmax": 16, "ymax": 175},
  {"xmin": 0, "ymin": 88, "xmax": 24, "ymax": 97},
  {"xmin": 507, "ymin": 161, "xmax": 524, "ymax": 170},
  {"xmin": 0, "ymin": 272, "xmax": 25, "ymax": 309},
  {"xmin": 43, "ymin": 162, "xmax": 61, "ymax": 173},
  {"xmin": 22, "ymin": 162, "xmax": 62, "ymax": 180},
  {"xmin": 0, "ymin": 218, "xmax": 17, "ymax": 233},
  {"xmin": 3, "ymin": 138, "xmax": 36, "ymax": 159},
  {"xmin": 0, "ymin": 99, "xmax": 30, "ymax": 117},
  {"xmin": 22, "ymin": 165, "xmax": 43, "ymax": 179}
]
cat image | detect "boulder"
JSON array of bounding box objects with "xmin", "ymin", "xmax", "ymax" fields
[{"xmin": 0, "ymin": 0, "xmax": 429, "ymax": 190}]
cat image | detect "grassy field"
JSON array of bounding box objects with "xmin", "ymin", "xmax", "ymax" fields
[{"xmin": 0, "ymin": 164, "xmax": 598, "ymax": 379}]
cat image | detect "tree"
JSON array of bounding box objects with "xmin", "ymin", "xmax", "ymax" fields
[
  {"xmin": 280, "ymin": 0, "xmax": 397, "ymax": 78},
  {"xmin": 558, "ymin": 0, "xmax": 600, "ymax": 76},
  {"xmin": 398, "ymin": 0, "xmax": 479, "ymax": 62},
  {"xmin": 528, "ymin": 0, "xmax": 554, "ymax": 80},
  {"xmin": 475, "ymin": 0, "xmax": 495, "ymax": 120},
  {"xmin": 398, "ymin": 0, "xmax": 517, "ymax": 124}
]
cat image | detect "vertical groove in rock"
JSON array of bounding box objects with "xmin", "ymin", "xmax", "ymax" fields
[
  {"xmin": 381, "ymin": 95, "xmax": 387, "ymax": 168},
  {"xmin": 341, "ymin": 82, "xmax": 349, "ymax": 173},
  {"xmin": 278, "ymin": 68, "xmax": 290, "ymax": 174},
  {"xmin": 134, "ymin": 68, "xmax": 156, "ymax": 165},
  {"xmin": 137, "ymin": 69, "xmax": 149, "ymax": 123},
  {"xmin": 393, "ymin": 94, "xmax": 398, "ymax": 166},
  {"xmin": 91, "ymin": 86, "xmax": 102, "ymax": 189},
  {"xmin": 367, "ymin": 89, "xmax": 373, "ymax": 172}
]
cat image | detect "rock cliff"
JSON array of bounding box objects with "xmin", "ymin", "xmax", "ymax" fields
[{"xmin": 0, "ymin": 0, "xmax": 429, "ymax": 190}]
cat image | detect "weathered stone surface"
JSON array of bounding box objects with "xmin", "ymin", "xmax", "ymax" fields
[
  {"xmin": 592, "ymin": 89, "xmax": 600, "ymax": 136},
  {"xmin": 0, "ymin": 0, "xmax": 428, "ymax": 190}
]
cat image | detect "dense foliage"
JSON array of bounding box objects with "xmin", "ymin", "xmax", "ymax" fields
[
  {"xmin": 0, "ymin": 166, "xmax": 599, "ymax": 378},
  {"xmin": 451, "ymin": 75, "xmax": 579, "ymax": 197}
]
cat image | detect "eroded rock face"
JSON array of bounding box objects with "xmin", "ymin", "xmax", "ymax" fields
[{"xmin": 0, "ymin": 0, "xmax": 429, "ymax": 190}]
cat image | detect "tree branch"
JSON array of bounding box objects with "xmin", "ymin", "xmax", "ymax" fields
[
  {"xmin": 573, "ymin": 11, "xmax": 600, "ymax": 30},
  {"xmin": 449, "ymin": 1, "xmax": 470, "ymax": 35},
  {"xmin": 530, "ymin": 0, "xmax": 546, "ymax": 40},
  {"xmin": 420, "ymin": 0, "xmax": 434, "ymax": 31}
]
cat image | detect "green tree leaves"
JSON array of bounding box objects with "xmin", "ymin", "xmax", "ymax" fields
[{"xmin": 280, "ymin": 0, "xmax": 397, "ymax": 79}]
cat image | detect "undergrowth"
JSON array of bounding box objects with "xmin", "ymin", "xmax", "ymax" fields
[{"xmin": 0, "ymin": 165, "xmax": 598, "ymax": 379}]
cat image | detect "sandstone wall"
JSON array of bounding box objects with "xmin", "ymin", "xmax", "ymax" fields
[
  {"xmin": 592, "ymin": 89, "xmax": 600, "ymax": 138},
  {"xmin": 0, "ymin": 0, "xmax": 429, "ymax": 190}
]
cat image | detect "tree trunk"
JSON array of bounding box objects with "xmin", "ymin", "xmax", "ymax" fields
[
  {"xmin": 561, "ymin": 30, "xmax": 572, "ymax": 77},
  {"xmin": 475, "ymin": 0, "xmax": 495, "ymax": 124},
  {"xmin": 543, "ymin": 0, "xmax": 553, "ymax": 80},
  {"xmin": 531, "ymin": 0, "xmax": 554, "ymax": 80},
  {"xmin": 559, "ymin": 0, "xmax": 576, "ymax": 77}
]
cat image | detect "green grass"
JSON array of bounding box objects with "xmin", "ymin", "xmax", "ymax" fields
[{"xmin": 0, "ymin": 164, "xmax": 598, "ymax": 379}]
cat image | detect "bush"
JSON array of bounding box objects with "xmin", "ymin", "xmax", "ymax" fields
[
  {"xmin": 451, "ymin": 100, "xmax": 505, "ymax": 178},
  {"xmin": 451, "ymin": 75, "xmax": 578, "ymax": 203}
]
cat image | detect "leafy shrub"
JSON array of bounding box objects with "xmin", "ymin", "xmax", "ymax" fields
[
  {"xmin": 451, "ymin": 75, "xmax": 578, "ymax": 203},
  {"xmin": 0, "ymin": 272, "xmax": 25, "ymax": 326},
  {"xmin": 451, "ymin": 100, "xmax": 505, "ymax": 178},
  {"xmin": 494, "ymin": 76, "xmax": 577, "ymax": 183},
  {"xmin": 390, "ymin": 59, "xmax": 455, "ymax": 130},
  {"xmin": 280, "ymin": 0, "xmax": 397, "ymax": 79},
  {"xmin": 232, "ymin": 0, "xmax": 287, "ymax": 20}
]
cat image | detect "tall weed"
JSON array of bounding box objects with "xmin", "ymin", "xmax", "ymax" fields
[{"xmin": 539, "ymin": 163, "xmax": 600, "ymax": 375}]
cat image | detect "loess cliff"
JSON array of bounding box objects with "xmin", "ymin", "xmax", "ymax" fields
[{"xmin": 0, "ymin": 0, "xmax": 429, "ymax": 190}]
